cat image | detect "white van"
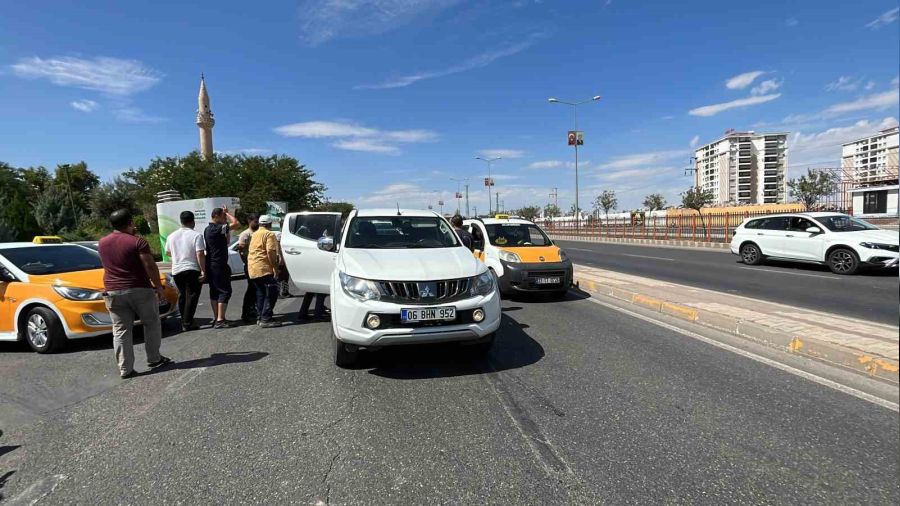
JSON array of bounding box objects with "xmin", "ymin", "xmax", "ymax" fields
[{"xmin": 280, "ymin": 209, "xmax": 501, "ymax": 367}]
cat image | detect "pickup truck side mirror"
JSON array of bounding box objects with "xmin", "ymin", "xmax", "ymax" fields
[
  {"xmin": 317, "ymin": 236, "xmax": 335, "ymax": 252},
  {"xmin": 805, "ymin": 226, "xmax": 822, "ymax": 234}
]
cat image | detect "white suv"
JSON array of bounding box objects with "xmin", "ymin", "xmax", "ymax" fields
[
  {"xmin": 731, "ymin": 212, "xmax": 899, "ymax": 275},
  {"xmin": 280, "ymin": 209, "xmax": 501, "ymax": 367}
]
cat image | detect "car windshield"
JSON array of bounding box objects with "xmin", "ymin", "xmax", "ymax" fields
[
  {"xmin": 344, "ymin": 216, "xmax": 460, "ymax": 249},
  {"xmin": 485, "ymin": 223, "xmax": 552, "ymax": 247},
  {"xmin": 815, "ymin": 215, "xmax": 880, "ymax": 232},
  {"xmin": 1, "ymin": 246, "xmax": 103, "ymax": 275}
]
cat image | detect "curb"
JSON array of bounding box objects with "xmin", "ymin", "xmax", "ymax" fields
[
  {"xmin": 551, "ymin": 236, "xmax": 731, "ymax": 251},
  {"xmin": 576, "ymin": 276, "xmax": 899, "ymax": 384}
]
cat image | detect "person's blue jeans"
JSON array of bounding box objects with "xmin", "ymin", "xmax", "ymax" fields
[{"xmin": 251, "ymin": 275, "xmax": 279, "ymax": 322}]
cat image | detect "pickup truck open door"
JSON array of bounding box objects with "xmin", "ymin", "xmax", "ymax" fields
[{"xmin": 280, "ymin": 212, "xmax": 342, "ymax": 294}]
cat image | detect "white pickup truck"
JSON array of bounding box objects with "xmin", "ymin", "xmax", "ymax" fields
[{"xmin": 280, "ymin": 209, "xmax": 501, "ymax": 367}]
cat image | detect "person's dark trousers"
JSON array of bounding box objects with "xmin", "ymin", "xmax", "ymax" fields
[
  {"xmin": 251, "ymin": 275, "xmax": 279, "ymax": 322},
  {"xmin": 173, "ymin": 270, "xmax": 202, "ymax": 329},
  {"xmin": 299, "ymin": 293, "xmax": 327, "ymax": 319},
  {"xmin": 241, "ymin": 263, "xmax": 257, "ymax": 322}
]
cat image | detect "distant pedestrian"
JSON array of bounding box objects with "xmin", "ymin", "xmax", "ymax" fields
[
  {"xmin": 237, "ymin": 213, "xmax": 259, "ymax": 323},
  {"xmin": 451, "ymin": 214, "xmax": 474, "ymax": 251},
  {"xmin": 204, "ymin": 206, "xmax": 240, "ymax": 328},
  {"xmin": 164, "ymin": 211, "xmax": 206, "ymax": 331},
  {"xmin": 98, "ymin": 209, "xmax": 172, "ymax": 379},
  {"xmin": 248, "ymin": 215, "xmax": 281, "ymax": 328}
]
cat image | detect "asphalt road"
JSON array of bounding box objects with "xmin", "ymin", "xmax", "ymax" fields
[
  {"xmin": 0, "ymin": 280, "xmax": 897, "ymax": 504},
  {"xmin": 557, "ymin": 240, "xmax": 899, "ymax": 325}
]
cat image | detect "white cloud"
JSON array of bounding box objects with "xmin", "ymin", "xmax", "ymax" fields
[
  {"xmin": 478, "ymin": 149, "xmax": 524, "ymax": 159},
  {"xmin": 113, "ymin": 106, "xmax": 165, "ymax": 123},
  {"xmin": 688, "ymin": 93, "xmax": 781, "ymax": 117},
  {"xmin": 524, "ymin": 160, "xmax": 586, "ymax": 170},
  {"xmin": 598, "ymin": 149, "xmax": 686, "ymax": 170},
  {"xmin": 785, "ymin": 17, "xmax": 799, "ymax": 27},
  {"xmin": 273, "ymin": 120, "xmax": 436, "ymax": 154},
  {"xmin": 689, "ymin": 135, "xmax": 700, "ymax": 148},
  {"xmin": 822, "ymin": 90, "xmax": 899, "ymax": 117},
  {"xmin": 891, "ymin": 76, "xmax": 899, "ymax": 87},
  {"xmin": 359, "ymin": 182, "xmax": 429, "ymax": 205},
  {"xmin": 751, "ymin": 78, "xmax": 782, "ymax": 96},
  {"xmin": 791, "ymin": 117, "xmax": 899, "ymax": 166},
  {"xmin": 10, "ymin": 56, "xmax": 161, "ymax": 95},
  {"xmin": 597, "ymin": 166, "xmax": 674, "ymax": 182},
  {"xmin": 725, "ymin": 71, "xmax": 765, "ymax": 90},
  {"xmin": 298, "ymin": 0, "xmax": 462, "ymax": 45},
  {"xmin": 357, "ymin": 36, "xmax": 539, "ymax": 89},
  {"xmin": 865, "ymin": 7, "xmax": 899, "ymax": 29},
  {"xmin": 864, "ymin": 80, "xmax": 877, "ymax": 91},
  {"xmin": 825, "ymin": 75, "xmax": 862, "ymax": 92},
  {"xmin": 70, "ymin": 99, "xmax": 98, "ymax": 112}
]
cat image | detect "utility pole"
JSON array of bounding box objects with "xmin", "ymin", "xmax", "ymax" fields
[
  {"xmin": 475, "ymin": 156, "xmax": 501, "ymax": 215},
  {"xmin": 61, "ymin": 163, "xmax": 80, "ymax": 229},
  {"xmin": 465, "ymin": 184, "xmax": 470, "ymax": 218},
  {"xmin": 549, "ymin": 187, "xmax": 558, "ymax": 208},
  {"xmin": 548, "ymin": 95, "xmax": 601, "ymax": 235},
  {"xmin": 495, "ymin": 193, "xmax": 500, "ymax": 214},
  {"xmin": 473, "ymin": 205, "xmax": 478, "ymax": 217}
]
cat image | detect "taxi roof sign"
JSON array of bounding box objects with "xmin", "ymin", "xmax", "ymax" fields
[
  {"xmin": 32, "ymin": 236, "xmax": 64, "ymax": 244},
  {"xmin": 494, "ymin": 214, "xmax": 510, "ymax": 219}
]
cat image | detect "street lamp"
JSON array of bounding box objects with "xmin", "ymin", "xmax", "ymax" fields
[
  {"xmin": 475, "ymin": 156, "xmax": 501, "ymax": 215},
  {"xmin": 548, "ymin": 95, "xmax": 601, "ymax": 233},
  {"xmin": 450, "ymin": 177, "xmax": 469, "ymax": 215}
]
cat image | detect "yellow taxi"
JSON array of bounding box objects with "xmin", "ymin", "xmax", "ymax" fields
[
  {"xmin": 463, "ymin": 216, "xmax": 572, "ymax": 298},
  {"xmin": 0, "ymin": 239, "xmax": 178, "ymax": 353}
]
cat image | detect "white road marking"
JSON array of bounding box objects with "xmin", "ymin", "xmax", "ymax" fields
[
  {"xmin": 5, "ymin": 474, "xmax": 67, "ymax": 505},
  {"xmin": 621, "ymin": 253, "xmax": 676, "ymax": 261},
  {"xmin": 567, "ymin": 247, "xmax": 597, "ymax": 253},
  {"xmin": 739, "ymin": 266, "xmax": 837, "ymax": 280},
  {"xmin": 585, "ymin": 297, "xmax": 899, "ymax": 412}
]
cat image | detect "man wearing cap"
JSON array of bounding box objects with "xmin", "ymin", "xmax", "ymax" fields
[
  {"xmin": 247, "ymin": 214, "xmax": 281, "ymax": 328},
  {"xmin": 237, "ymin": 213, "xmax": 259, "ymax": 323}
]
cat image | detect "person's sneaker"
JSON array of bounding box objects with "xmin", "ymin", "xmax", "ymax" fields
[
  {"xmin": 147, "ymin": 356, "xmax": 173, "ymax": 369},
  {"xmin": 182, "ymin": 323, "xmax": 199, "ymax": 331},
  {"xmin": 214, "ymin": 320, "xmax": 235, "ymax": 329},
  {"xmin": 120, "ymin": 370, "xmax": 137, "ymax": 379},
  {"xmin": 258, "ymin": 320, "xmax": 282, "ymax": 328}
]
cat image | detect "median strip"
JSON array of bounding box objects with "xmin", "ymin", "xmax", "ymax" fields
[{"xmin": 574, "ymin": 264, "xmax": 899, "ymax": 383}]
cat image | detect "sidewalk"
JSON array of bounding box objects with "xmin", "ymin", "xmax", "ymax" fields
[
  {"xmin": 550, "ymin": 234, "xmax": 730, "ymax": 251},
  {"xmin": 574, "ymin": 264, "xmax": 899, "ymax": 383}
]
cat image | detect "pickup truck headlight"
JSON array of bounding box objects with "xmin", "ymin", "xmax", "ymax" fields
[
  {"xmin": 339, "ymin": 272, "xmax": 381, "ymax": 301},
  {"xmin": 470, "ymin": 271, "xmax": 494, "ymax": 297},
  {"xmin": 53, "ymin": 286, "xmax": 103, "ymax": 301},
  {"xmin": 859, "ymin": 242, "xmax": 896, "ymax": 251},
  {"xmin": 498, "ymin": 250, "xmax": 521, "ymax": 263}
]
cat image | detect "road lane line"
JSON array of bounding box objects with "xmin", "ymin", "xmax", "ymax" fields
[
  {"xmin": 739, "ymin": 267, "xmax": 837, "ymax": 280},
  {"xmin": 621, "ymin": 253, "xmax": 676, "ymax": 261},
  {"xmin": 585, "ymin": 297, "xmax": 899, "ymax": 412},
  {"xmin": 5, "ymin": 474, "xmax": 67, "ymax": 505},
  {"xmin": 567, "ymin": 247, "xmax": 597, "ymax": 253}
]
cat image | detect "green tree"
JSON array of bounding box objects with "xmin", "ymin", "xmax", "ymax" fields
[
  {"xmin": 594, "ymin": 190, "xmax": 618, "ymax": 219},
  {"xmin": 787, "ymin": 169, "xmax": 838, "ymax": 210},
  {"xmin": 543, "ymin": 203, "xmax": 561, "ymax": 218},
  {"xmin": 643, "ymin": 193, "xmax": 667, "ymax": 211},
  {"xmin": 90, "ymin": 176, "xmax": 141, "ymax": 220},
  {"xmin": 317, "ymin": 200, "xmax": 355, "ymax": 217},
  {"xmin": 0, "ymin": 162, "xmax": 40, "ymax": 240},
  {"xmin": 515, "ymin": 205, "xmax": 541, "ymax": 221},
  {"xmin": 55, "ymin": 162, "xmax": 100, "ymax": 210},
  {"xmin": 33, "ymin": 185, "xmax": 81, "ymax": 235},
  {"xmin": 20, "ymin": 166, "xmax": 53, "ymax": 196},
  {"xmin": 681, "ymin": 186, "xmax": 715, "ymax": 234}
]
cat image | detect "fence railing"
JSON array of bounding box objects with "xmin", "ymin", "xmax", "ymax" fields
[{"xmin": 541, "ymin": 212, "xmax": 899, "ymax": 243}]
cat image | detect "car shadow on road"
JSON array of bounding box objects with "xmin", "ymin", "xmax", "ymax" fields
[
  {"xmin": 364, "ymin": 313, "xmax": 544, "ymax": 380},
  {"xmin": 502, "ymin": 289, "xmax": 591, "ymax": 304}
]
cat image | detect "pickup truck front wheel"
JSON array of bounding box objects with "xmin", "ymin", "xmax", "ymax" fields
[{"xmin": 333, "ymin": 329, "xmax": 358, "ymax": 368}]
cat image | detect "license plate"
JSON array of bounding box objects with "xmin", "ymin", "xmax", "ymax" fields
[
  {"xmin": 535, "ymin": 277, "xmax": 561, "ymax": 285},
  {"xmin": 401, "ymin": 306, "xmax": 456, "ymax": 322}
]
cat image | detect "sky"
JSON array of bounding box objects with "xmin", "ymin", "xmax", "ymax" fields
[{"xmin": 1, "ymin": 0, "xmax": 898, "ymax": 213}]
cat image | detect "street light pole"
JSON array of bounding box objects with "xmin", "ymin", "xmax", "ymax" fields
[
  {"xmin": 548, "ymin": 95, "xmax": 601, "ymax": 234},
  {"xmin": 465, "ymin": 184, "xmax": 470, "ymax": 217},
  {"xmin": 450, "ymin": 177, "xmax": 469, "ymax": 215},
  {"xmin": 475, "ymin": 156, "xmax": 501, "ymax": 216}
]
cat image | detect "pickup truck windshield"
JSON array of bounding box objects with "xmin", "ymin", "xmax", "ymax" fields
[
  {"xmin": 1, "ymin": 245, "xmax": 103, "ymax": 275},
  {"xmin": 485, "ymin": 223, "xmax": 552, "ymax": 247},
  {"xmin": 345, "ymin": 216, "xmax": 460, "ymax": 249}
]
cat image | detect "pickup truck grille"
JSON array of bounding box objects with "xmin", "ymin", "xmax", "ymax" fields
[{"xmin": 377, "ymin": 278, "xmax": 471, "ymax": 304}]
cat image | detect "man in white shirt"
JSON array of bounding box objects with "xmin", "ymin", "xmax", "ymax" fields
[{"xmin": 164, "ymin": 211, "xmax": 207, "ymax": 331}]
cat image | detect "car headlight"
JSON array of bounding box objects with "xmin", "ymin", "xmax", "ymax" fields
[
  {"xmin": 859, "ymin": 242, "xmax": 895, "ymax": 250},
  {"xmin": 498, "ymin": 250, "xmax": 521, "ymax": 263},
  {"xmin": 53, "ymin": 286, "xmax": 103, "ymax": 301},
  {"xmin": 470, "ymin": 271, "xmax": 494, "ymax": 296},
  {"xmin": 559, "ymin": 249, "xmax": 567, "ymax": 261},
  {"xmin": 339, "ymin": 272, "xmax": 381, "ymax": 301}
]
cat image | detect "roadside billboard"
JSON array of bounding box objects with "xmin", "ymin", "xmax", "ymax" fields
[{"xmin": 156, "ymin": 197, "xmax": 240, "ymax": 261}]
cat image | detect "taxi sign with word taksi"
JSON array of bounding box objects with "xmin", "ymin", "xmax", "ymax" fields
[{"xmin": 567, "ymin": 131, "xmax": 584, "ymax": 146}]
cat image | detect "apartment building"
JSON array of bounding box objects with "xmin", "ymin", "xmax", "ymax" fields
[
  {"xmin": 693, "ymin": 131, "xmax": 788, "ymax": 205},
  {"xmin": 841, "ymin": 126, "xmax": 898, "ymax": 217}
]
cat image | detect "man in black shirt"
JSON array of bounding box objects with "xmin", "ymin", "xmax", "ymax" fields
[
  {"xmin": 204, "ymin": 206, "xmax": 240, "ymax": 328},
  {"xmin": 451, "ymin": 214, "xmax": 474, "ymax": 251}
]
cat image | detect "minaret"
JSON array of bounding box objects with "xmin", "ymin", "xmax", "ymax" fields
[{"xmin": 196, "ymin": 74, "xmax": 215, "ymax": 160}]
